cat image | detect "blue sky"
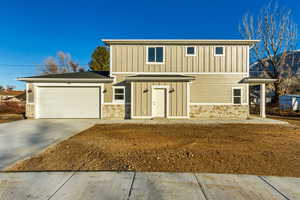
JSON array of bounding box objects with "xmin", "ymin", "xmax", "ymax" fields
[{"xmin": 0, "ymin": 0, "xmax": 299, "ymax": 89}]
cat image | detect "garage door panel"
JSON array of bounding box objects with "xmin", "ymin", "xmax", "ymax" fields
[{"xmin": 38, "ymin": 87, "xmax": 100, "ymax": 118}]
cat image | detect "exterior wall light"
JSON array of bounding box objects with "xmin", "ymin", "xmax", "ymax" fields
[{"xmin": 169, "ymin": 88, "xmax": 175, "ymax": 93}]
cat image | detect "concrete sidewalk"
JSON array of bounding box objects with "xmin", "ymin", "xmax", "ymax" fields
[
  {"xmin": 0, "ymin": 172, "xmax": 299, "ymax": 200},
  {"xmin": 93, "ymin": 117, "xmax": 289, "ymax": 125}
]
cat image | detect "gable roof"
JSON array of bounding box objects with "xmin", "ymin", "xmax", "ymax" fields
[
  {"xmin": 102, "ymin": 39, "xmax": 260, "ymax": 46},
  {"xmin": 17, "ymin": 71, "xmax": 114, "ymax": 83}
]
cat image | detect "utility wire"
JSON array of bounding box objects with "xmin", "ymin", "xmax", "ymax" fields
[
  {"xmin": 0, "ymin": 64, "xmax": 297, "ymax": 71},
  {"xmin": 0, "ymin": 64, "xmax": 299, "ymax": 74},
  {"xmin": 0, "ymin": 64, "xmax": 89, "ymax": 67}
]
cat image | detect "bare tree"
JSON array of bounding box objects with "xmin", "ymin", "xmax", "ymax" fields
[
  {"xmin": 239, "ymin": 1, "xmax": 298, "ymax": 104},
  {"xmin": 39, "ymin": 51, "xmax": 85, "ymax": 74},
  {"xmin": 69, "ymin": 60, "xmax": 84, "ymax": 72},
  {"xmin": 6, "ymin": 85, "xmax": 16, "ymax": 91}
]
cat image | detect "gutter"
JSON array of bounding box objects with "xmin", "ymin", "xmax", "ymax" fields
[
  {"xmin": 102, "ymin": 39, "xmax": 260, "ymax": 46},
  {"xmin": 126, "ymin": 76, "xmax": 195, "ymax": 81},
  {"xmin": 16, "ymin": 78, "xmax": 114, "ymax": 83}
]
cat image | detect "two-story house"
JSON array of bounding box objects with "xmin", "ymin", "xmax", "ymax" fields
[{"xmin": 19, "ymin": 39, "xmax": 274, "ymax": 119}]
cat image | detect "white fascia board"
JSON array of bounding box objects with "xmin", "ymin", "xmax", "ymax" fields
[
  {"xmin": 17, "ymin": 78, "xmax": 113, "ymax": 83},
  {"xmin": 112, "ymin": 72, "xmax": 248, "ymax": 75},
  {"xmin": 102, "ymin": 39, "xmax": 260, "ymax": 46},
  {"xmin": 34, "ymin": 82, "xmax": 104, "ymax": 87}
]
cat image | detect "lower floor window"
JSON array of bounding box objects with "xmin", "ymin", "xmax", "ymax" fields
[
  {"xmin": 232, "ymin": 87, "xmax": 242, "ymax": 104},
  {"xmin": 113, "ymin": 86, "xmax": 125, "ymax": 103}
]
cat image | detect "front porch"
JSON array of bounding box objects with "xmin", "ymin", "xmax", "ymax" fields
[
  {"xmin": 126, "ymin": 75, "xmax": 194, "ymax": 119},
  {"xmin": 241, "ymin": 77, "xmax": 278, "ymax": 118}
]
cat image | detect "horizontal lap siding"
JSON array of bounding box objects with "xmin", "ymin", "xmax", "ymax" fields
[
  {"xmin": 112, "ymin": 45, "xmax": 248, "ymax": 73},
  {"xmin": 190, "ymin": 74, "xmax": 248, "ymax": 104},
  {"xmin": 132, "ymin": 81, "xmax": 187, "ymax": 117},
  {"xmin": 104, "ymin": 74, "xmax": 248, "ymax": 110},
  {"xmin": 103, "ymin": 75, "xmax": 130, "ymax": 103}
]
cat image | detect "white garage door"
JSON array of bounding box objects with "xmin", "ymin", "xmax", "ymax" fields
[{"xmin": 37, "ymin": 87, "xmax": 100, "ymax": 118}]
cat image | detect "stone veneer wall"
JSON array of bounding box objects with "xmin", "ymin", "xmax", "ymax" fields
[
  {"xmin": 102, "ymin": 104, "xmax": 125, "ymax": 119},
  {"xmin": 190, "ymin": 105, "xmax": 249, "ymax": 119},
  {"xmin": 26, "ymin": 104, "xmax": 35, "ymax": 118}
]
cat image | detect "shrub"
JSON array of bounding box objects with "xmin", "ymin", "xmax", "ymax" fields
[{"xmin": 0, "ymin": 101, "xmax": 25, "ymax": 114}]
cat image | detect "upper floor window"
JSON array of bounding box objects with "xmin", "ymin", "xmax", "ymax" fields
[
  {"xmin": 113, "ymin": 86, "xmax": 125, "ymax": 103},
  {"xmin": 147, "ymin": 47, "xmax": 164, "ymax": 64},
  {"xmin": 232, "ymin": 87, "xmax": 242, "ymax": 104},
  {"xmin": 215, "ymin": 46, "xmax": 224, "ymax": 56},
  {"xmin": 186, "ymin": 46, "xmax": 196, "ymax": 56}
]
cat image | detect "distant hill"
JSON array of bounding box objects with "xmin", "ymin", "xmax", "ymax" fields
[{"xmin": 250, "ymin": 50, "xmax": 300, "ymax": 78}]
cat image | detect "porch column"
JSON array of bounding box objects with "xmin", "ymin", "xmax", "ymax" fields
[{"xmin": 260, "ymin": 83, "xmax": 266, "ymax": 118}]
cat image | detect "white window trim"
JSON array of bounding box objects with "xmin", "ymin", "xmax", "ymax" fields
[
  {"xmin": 232, "ymin": 87, "xmax": 243, "ymax": 105},
  {"xmin": 185, "ymin": 46, "xmax": 197, "ymax": 56},
  {"xmin": 146, "ymin": 46, "xmax": 165, "ymax": 64},
  {"xmin": 214, "ymin": 46, "xmax": 225, "ymax": 56},
  {"xmin": 113, "ymin": 86, "xmax": 125, "ymax": 103}
]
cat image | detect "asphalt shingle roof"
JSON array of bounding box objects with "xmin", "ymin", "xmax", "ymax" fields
[{"xmin": 22, "ymin": 71, "xmax": 112, "ymax": 79}]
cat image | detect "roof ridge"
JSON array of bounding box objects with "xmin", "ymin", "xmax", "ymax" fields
[{"xmin": 102, "ymin": 39, "xmax": 260, "ymax": 45}]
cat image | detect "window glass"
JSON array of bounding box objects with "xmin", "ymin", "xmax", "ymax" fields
[
  {"xmin": 233, "ymin": 89, "xmax": 241, "ymax": 96},
  {"xmin": 115, "ymin": 95, "xmax": 124, "ymax": 100},
  {"xmin": 215, "ymin": 47, "xmax": 224, "ymax": 55},
  {"xmin": 148, "ymin": 47, "xmax": 155, "ymax": 62},
  {"xmin": 234, "ymin": 97, "xmax": 241, "ymax": 104},
  {"xmin": 156, "ymin": 47, "xmax": 163, "ymax": 62},
  {"xmin": 233, "ymin": 88, "xmax": 242, "ymax": 104},
  {"xmin": 114, "ymin": 87, "xmax": 125, "ymax": 102},
  {"xmin": 147, "ymin": 47, "xmax": 163, "ymax": 63},
  {"xmin": 187, "ymin": 47, "xmax": 195, "ymax": 55},
  {"xmin": 115, "ymin": 88, "xmax": 124, "ymax": 94}
]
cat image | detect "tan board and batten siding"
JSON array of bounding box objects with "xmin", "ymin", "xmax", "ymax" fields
[
  {"xmin": 132, "ymin": 81, "xmax": 188, "ymax": 117},
  {"xmin": 102, "ymin": 41, "xmax": 253, "ymax": 119},
  {"xmin": 111, "ymin": 45, "xmax": 249, "ymax": 73}
]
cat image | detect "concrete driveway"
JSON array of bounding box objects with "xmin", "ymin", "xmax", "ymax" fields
[{"xmin": 0, "ymin": 119, "xmax": 99, "ymax": 170}]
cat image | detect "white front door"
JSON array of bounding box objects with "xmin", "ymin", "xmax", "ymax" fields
[{"xmin": 152, "ymin": 88, "xmax": 166, "ymax": 117}]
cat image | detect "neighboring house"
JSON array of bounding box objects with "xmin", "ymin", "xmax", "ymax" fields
[
  {"xmin": 0, "ymin": 90, "xmax": 25, "ymax": 102},
  {"xmin": 18, "ymin": 39, "xmax": 275, "ymax": 119},
  {"xmin": 280, "ymin": 95, "xmax": 300, "ymax": 111},
  {"xmin": 250, "ymin": 90, "xmax": 272, "ymax": 105}
]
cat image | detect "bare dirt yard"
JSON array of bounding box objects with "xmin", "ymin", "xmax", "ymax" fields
[
  {"xmin": 6, "ymin": 122, "xmax": 300, "ymax": 177},
  {"xmin": 269, "ymin": 115, "xmax": 300, "ymax": 127}
]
